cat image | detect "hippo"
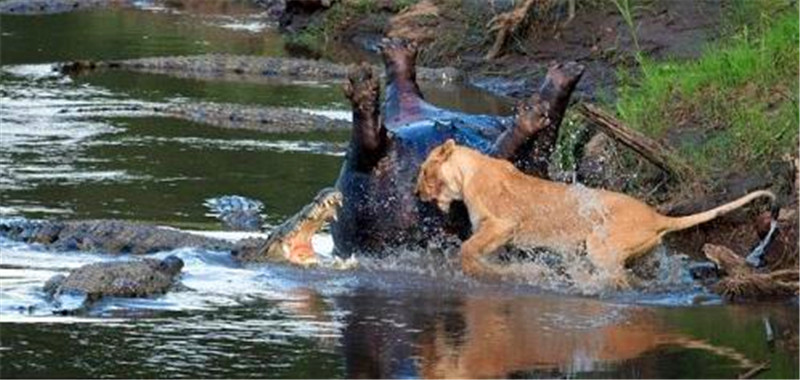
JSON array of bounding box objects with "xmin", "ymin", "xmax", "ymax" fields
[
  {"xmin": 43, "ymin": 255, "xmax": 184, "ymax": 313},
  {"xmin": 330, "ymin": 39, "xmax": 584, "ymax": 257}
]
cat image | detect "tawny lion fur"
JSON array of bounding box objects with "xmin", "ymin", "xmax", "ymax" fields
[{"xmin": 416, "ymin": 140, "xmax": 775, "ymax": 284}]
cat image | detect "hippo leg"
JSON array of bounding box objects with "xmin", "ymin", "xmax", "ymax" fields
[
  {"xmin": 344, "ymin": 63, "xmax": 387, "ymax": 172},
  {"xmin": 493, "ymin": 62, "xmax": 585, "ymax": 178},
  {"xmin": 379, "ymin": 38, "xmax": 426, "ymax": 126}
]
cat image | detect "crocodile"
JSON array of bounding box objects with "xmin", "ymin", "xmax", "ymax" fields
[
  {"xmin": 43, "ymin": 255, "xmax": 184, "ymax": 313},
  {"xmin": 0, "ymin": 218, "xmax": 233, "ymax": 255},
  {"xmin": 0, "ymin": 188, "xmax": 342, "ymax": 265},
  {"xmin": 330, "ymin": 38, "xmax": 583, "ymax": 257},
  {"xmin": 231, "ymin": 187, "xmax": 342, "ymax": 266}
]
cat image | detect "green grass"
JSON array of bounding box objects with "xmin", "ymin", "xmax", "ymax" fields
[{"xmin": 614, "ymin": 4, "xmax": 798, "ymax": 180}]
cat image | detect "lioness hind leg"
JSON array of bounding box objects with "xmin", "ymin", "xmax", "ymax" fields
[
  {"xmin": 586, "ymin": 232, "xmax": 663, "ymax": 289},
  {"xmin": 585, "ymin": 234, "xmax": 630, "ymax": 288},
  {"xmin": 460, "ymin": 219, "xmax": 514, "ymax": 277}
]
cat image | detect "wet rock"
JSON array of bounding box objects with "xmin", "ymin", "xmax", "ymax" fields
[
  {"xmin": 279, "ymin": 0, "xmax": 333, "ymax": 33},
  {"xmin": 687, "ymin": 261, "xmax": 719, "ymax": 283},
  {"xmin": 253, "ymin": 0, "xmax": 287, "ymax": 19},
  {"xmin": 0, "ymin": 219, "xmax": 233, "ymax": 254},
  {"xmin": 45, "ymin": 255, "xmax": 185, "ymax": 311}
]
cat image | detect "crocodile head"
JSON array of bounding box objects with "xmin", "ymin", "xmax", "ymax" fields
[{"xmin": 232, "ymin": 187, "xmax": 342, "ymax": 266}]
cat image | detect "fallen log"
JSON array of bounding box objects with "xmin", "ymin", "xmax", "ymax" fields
[
  {"xmin": 702, "ymin": 243, "xmax": 799, "ymax": 301},
  {"xmin": 578, "ymin": 103, "xmax": 694, "ymax": 182}
]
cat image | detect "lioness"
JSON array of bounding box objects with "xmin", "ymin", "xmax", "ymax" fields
[{"xmin": 416, "ymin": 139, "xmax": 776, "ymax": 284}]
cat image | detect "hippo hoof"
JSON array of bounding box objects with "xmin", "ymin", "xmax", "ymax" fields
[
  {"xmin": 344, "ymin": 63, "xmax": 379, "ymax": 112},
  {"xmin": 378, "ymin": 37, "xmax": 418, "ymax": 61},
  {"xmin": 547, "ymin": 61, "xmax": 585, "ymax": 90},
  {"xmin": 515, "ymin": 94, "xmax": 551, "ymax": 135}
]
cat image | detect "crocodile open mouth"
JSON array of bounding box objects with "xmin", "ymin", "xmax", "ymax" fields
[{"xmin": 260, "ymin": 187, "xmax": 343, "ymax": 266}]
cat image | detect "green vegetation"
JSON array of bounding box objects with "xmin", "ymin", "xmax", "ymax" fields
[{"xmin": 614, "ymin": 2, "xmax": 798, "ymax": 180}]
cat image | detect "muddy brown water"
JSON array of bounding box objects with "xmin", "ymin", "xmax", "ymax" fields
[{"xmin": 0, "ymin": 3, "xmax": 797, "ymax": 379}]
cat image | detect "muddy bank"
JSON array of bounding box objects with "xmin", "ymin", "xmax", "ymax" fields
[
  {"xmin": 279, "ymin": 0, "xmax": 726, "ymax": 100},
  {"xmin": 58, "ymin": 54, "xmax": 461, "ymax": 83}
]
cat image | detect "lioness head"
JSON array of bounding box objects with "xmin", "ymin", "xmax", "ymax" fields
[{"xmin": 416, "ymin": 139, "xmax": 460, "ymax": 212}]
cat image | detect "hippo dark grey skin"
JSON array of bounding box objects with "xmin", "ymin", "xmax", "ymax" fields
[
  {"xmin": 43, "ymin": 255, "xmax": 184, "ymax": 313},
  {"xmin": 331, "ymin": 39, "xmax": 584, "ymax": 257}
]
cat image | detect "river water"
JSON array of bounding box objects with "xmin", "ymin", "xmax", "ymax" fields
[{"xmin": 0, "ymin": 2, "xmax": 797, "ymax": 378}]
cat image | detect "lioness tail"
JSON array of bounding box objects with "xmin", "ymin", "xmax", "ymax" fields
[{"xmin": 661, "ymin": 190, "xmax": 776, "ymax": 233}]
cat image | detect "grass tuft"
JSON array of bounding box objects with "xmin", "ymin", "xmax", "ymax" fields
[{"xmin": 614, "ymin": 5, "xmax": 798, "ymax": 180}]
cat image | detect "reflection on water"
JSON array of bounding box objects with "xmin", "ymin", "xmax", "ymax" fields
[
  {"xmin": 0, "ymin": 3, "xmax": 797, "ymax": 379},
  {"xmin": 0, "ymin": 3, "xmax": 283, "ymax": 65},
  {"xmin": 2, "ymin": 232, "xmax": 797, "ymax": 378}
]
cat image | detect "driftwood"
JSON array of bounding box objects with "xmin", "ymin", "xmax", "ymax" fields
[
  {"xmin": 578, "ymin": 103, "xmax": 694, "ymax": 182},
  {"xmin": 485, "ymin": 0, "xmax": 576, "ymax": 60},
  {"xmin": 702, "ymin": 243, "xmax": 799, "ymax": 300},
  {"xmin": 485, "ymin": 0, "xmax": 538, "ymax": 60},
  {"xmin": 738, "ymin": 361, "xmax": 770, "ymax": 379}
]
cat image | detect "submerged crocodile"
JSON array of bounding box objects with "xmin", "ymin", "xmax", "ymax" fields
[
  {"xmin": 43, "ymin": 255, "xmax": 184, "ymax": 313},
  {"xmin": 329, "ymin": 39, "xmax": 584, "ymax": 256},
  {"xmin": 57, "ymin": 54, "xmax": 460, "ymax": 83},
  {"xmin": 58, "ymin": 101, "xmax": 351, "ymax": 134}
]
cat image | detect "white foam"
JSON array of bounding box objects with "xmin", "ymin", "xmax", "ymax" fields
[
  {"xmin": 294, "ymin": 108, "xmax": 352, "ymax": 121},
  {"xmin": 217, "ymin": 21, "xmax": 269, "ymax": 33}
]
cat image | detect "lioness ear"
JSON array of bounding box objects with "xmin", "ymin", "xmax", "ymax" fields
[{"xmin": 440, "ymin": 139, "xmax": 456, "ymax": 158}]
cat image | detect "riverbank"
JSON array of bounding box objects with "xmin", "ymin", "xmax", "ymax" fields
[{"xmin": 278, "ymin": 0, "xmax": 798, "ymax": 267}]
